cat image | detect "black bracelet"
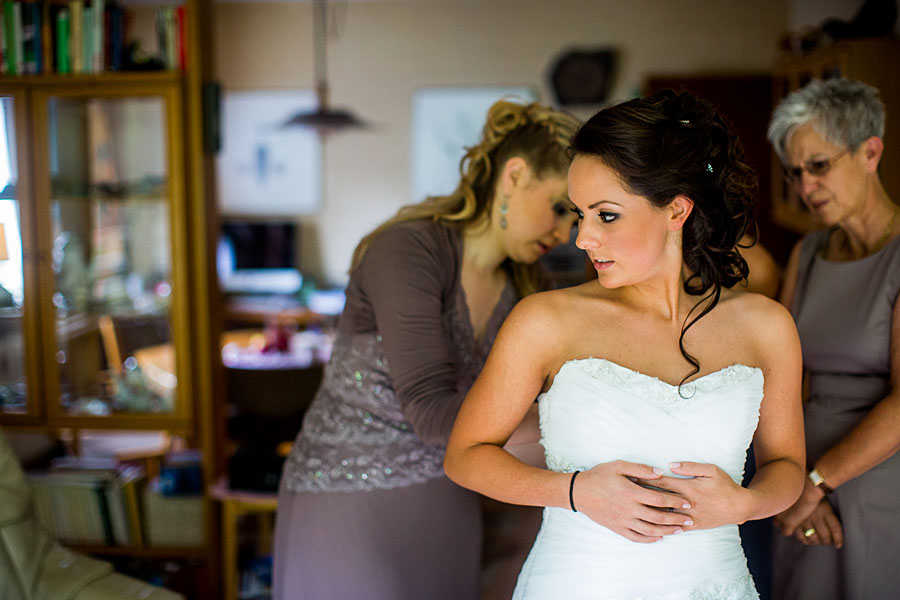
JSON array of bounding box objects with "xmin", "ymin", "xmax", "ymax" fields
[{"xmin": 569, "ymin": 470, "xmax": 580, "ymax": 512}]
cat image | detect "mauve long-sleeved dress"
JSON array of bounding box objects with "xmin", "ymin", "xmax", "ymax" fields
[{"xmin": 273, "ymin": 219, "xmax": 520, "ymax": 600}]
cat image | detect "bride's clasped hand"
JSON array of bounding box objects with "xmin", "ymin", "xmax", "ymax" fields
[
  {"xmin": 635, "ymin": 461, "xmax": 759, "ymax": 532},
  {"xmin": 568, "ymin": 460, "xmax": 694, "ymax": 543}
]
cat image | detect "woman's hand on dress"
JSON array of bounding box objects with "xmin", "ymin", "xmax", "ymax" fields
[
  {"xmin": 774, "ymin": 478, "xmax": 824, "ymax": 537},
  {"xmin": 793, "ymin": 499, "xmax": 843, "ymax": 548},
  {"xmin": 575, "ymin": 461, "xmax": 693, "ymax": 544},
  {"xmin": 646, "ymin": 462, "xmax": 752, "ymax": 530}
]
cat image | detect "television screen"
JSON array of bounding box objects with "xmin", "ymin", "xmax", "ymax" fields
[
  {"xmin": 218, "ymin": 222, "xmax": 302, "ymax": 294},
  {"xmin": 221, "ymin": 222, "xmax": 296, "ymax": 270}
]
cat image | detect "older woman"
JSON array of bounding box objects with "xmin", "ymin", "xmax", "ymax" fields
[{"xmin": 768, "ymin": 77, "xmax": 900, "ymax": 600}]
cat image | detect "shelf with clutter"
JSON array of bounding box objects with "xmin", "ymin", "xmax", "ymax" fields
[{"xmin": 0, "ymin": 0, "xmax": 188, "ymax": 79}]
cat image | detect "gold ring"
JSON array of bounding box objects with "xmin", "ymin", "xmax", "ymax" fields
[{"xmin": 803, "ymin": 527, "xmax": 816, "ymax": 538}]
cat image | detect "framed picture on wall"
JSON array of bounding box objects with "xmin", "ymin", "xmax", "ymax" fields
[
  {"xmin": 216, "ymin": 90, "xmax": 322, "ymax": 216},
  {"xmin": 410, "ymin": 86, "xmax": 537, "ymax": 203}
]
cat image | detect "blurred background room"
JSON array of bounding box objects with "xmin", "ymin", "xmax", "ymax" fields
[{"xmin": 0, "ymin": 0, "xmax": 897, "ymax": 597}]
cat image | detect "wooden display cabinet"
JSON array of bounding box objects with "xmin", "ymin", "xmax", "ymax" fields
[
  {"xmin": 0, "ymin": 1, "xmax": 220, "ymax": 596},
  {"xmin": 771, "ymin": 38, "xmax": 900, "ymax": 233}
]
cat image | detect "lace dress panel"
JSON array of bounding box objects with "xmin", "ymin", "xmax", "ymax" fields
[{"xmin": 282, "ymin": 285, "xmax": 513, "ymax": 493}]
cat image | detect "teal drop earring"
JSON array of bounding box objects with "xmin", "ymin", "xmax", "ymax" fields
[{"xmin": 499, "ymin": 201, "xmax": 509, "ymax": 229}]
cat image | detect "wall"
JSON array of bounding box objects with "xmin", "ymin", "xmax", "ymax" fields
[{"xmin": 213, "ymin": 0, "xmax": 790, "ymax": 285}]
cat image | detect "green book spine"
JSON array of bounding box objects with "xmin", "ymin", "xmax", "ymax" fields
[
  {"xmin": 10, "ymin": 1, "xmax": 21, "ymax": 75},
  {"xmin": 55, "ymin": 7, "xmax": 68, "ymax": 74},
  {"xmin": 0, "ymin": 7, "xmax": 6, "ymax": 74},
  {"xmin": 3, "ymin": 1, "xmax": 16, "ymax": 74}
]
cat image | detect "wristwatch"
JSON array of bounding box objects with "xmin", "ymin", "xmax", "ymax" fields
[{"xmin": 808, "ymin": 466, "xmax": 834, "ymax": 494}]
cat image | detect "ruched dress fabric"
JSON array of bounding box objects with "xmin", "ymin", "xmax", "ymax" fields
[
  {"xmin": 514, "ymin": 358, "xmax": 763, "ymax": 600},
  {"xmin": 273, "ymin": 219, "xmax": 520, "ymax": 600},
  {"xmin": 773, "ymin": 230, "xmax": 900, "ymax": 600}
]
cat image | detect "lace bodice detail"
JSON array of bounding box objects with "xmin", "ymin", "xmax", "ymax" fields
[
  {"xmin": 540, "ymin": 359, "xmax": 763, "ymax": 483},
  {"xmin": 562, "ymin": 358, "xmax": 760, "ymax": 414}
]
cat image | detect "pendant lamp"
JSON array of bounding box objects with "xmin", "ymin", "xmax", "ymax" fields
[{"xmin": 282, "ymin": 0, "xmax": 366, "ymax": 134}]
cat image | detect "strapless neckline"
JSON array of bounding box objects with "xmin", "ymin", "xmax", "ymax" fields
[{"xmin": 561, "ymin": 357, "xmax": 762, "ymax": 392}]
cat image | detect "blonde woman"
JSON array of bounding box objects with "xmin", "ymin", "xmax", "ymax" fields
[{"xmin": 273, "ymin": 99, "xmax": 580, "ymax": 600}]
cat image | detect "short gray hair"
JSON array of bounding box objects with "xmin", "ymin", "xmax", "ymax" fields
[{"xmin": 767, "ymin": 78, "xmax": 885, "ymax": 161}]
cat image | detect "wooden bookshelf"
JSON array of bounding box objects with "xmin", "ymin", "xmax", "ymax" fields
[
  {"xmin": 0, "ymin": 71, "xmax": 182, "ymax": 85},
  {"xmin": 0, "ymin": 0, "xmax": 219, "ymax": 596}
]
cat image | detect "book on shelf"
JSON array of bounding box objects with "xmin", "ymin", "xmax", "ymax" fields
[
  {"xmin": 21, "ymin": 2, "xmax": 39, "ymax": 74},
  {"xmin": 3, "ymin": 1, "xmax": 19, "ymax": 75},
  {"xmin": 107, "ymin": 2, "xmax": 122, "ymax": 71},
  {"xmin": 54, "ymin": 5, "xmax": 69, "ymax": 74},
  {"xmin": 40, "ymin": 0, "xmax": 51, "ymax": 72},
  {"xmin": 69, "ymin": 0, "xmax": 81, "ymax": 73},
  {"xmin": 142, "ymin": 475, "xmax": 205, "ymax": 548}
]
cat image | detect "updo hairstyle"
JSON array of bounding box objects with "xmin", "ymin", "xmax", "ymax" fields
[
  {"xmin": 351, "ymin": 99, "xmax": 580, "ymax": 297},
  {"xmin": 570, "ymin": 89, "xmax": 758, "ymax": 384}
]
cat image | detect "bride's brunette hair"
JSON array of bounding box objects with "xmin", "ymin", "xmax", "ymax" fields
[{"xmin": 570, "ymin": 89, "xmax": 758, "ymax": 387}]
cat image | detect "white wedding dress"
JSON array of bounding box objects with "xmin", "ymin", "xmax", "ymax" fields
[{"xmin": 513, "ymin": 358, "xmax": 763, "ymax": 600}]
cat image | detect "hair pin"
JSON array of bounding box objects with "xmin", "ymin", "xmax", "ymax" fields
[
  {"xmin": 707, "ymin": 163, "xmax": 714, "ymax": 173},
  {"xmin": 679, "ymin": 119, "xmax": 690, "ymax": 125}
]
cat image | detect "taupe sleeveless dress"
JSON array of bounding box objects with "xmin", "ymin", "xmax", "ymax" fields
[{"xmin": 773, "ymin": 228, "xmax": 900, "ymax": 600}]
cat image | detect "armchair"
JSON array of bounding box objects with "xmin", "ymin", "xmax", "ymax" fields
[{"xmin": 0, "ymin": 428, "xmax": 183, "ymax": 600}]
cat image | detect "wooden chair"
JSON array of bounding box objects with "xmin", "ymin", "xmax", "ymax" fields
[{"xmin": 98, "ymin": 314, "xmax": 171, "ymax": 372}]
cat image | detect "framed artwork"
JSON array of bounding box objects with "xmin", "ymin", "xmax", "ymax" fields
[
  {"xmin": 410, "ymin": 86, "xmax": 536, "ymax": 203},
  {"xmin": 216, "ymin": 90, "xmax": 322, "ymax": 216}
]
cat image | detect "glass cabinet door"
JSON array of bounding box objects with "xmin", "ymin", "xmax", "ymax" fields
[
  {"xmin": 35, "ymin": 89, "xmax": 186, "ymax": 421},
  {"xmin": 0, "ymin": 92, "xmax": 38, "ymax": 418}
]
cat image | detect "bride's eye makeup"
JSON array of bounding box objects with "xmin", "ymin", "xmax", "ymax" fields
[{"xmin": 599, "ymin": 211, "xmax": 619, "ymax": 223}]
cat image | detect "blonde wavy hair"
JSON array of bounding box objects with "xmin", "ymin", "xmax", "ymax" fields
[{"xmin": 351, "ymin": 99, "xmax": 580, "ymax": 297}]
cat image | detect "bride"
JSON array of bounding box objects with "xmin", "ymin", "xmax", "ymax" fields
[{"xmin": 444, "ymin": 90, "xmax": 806, "ymax": 599}]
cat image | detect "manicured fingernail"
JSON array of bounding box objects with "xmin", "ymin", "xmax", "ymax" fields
[
  {"xmin": 684, "ymin": 519, "xmax": 694, "ymax": 526},
  {"xmin": 670, "ymin": 462, "xmax": 681, "ymax": 468},
  {"xmin": 673, "ymin": 528, "xmax": 683, "ymax": 534},
  {"xmin": 682, "ymin": 503, "xmax": 691, "ymax": 509},
  {"xmin": 653, "ymin": 467, "xmax": 664, "ymax": 475}
]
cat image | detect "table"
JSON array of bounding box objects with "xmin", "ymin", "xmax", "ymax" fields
[
  {"xmin": 224, "ymin": 296, "xmax": 328, "ymax": 328},
  {"xmin": 133, "ymin": 329, "xmax": 333, "ymax": 400}
]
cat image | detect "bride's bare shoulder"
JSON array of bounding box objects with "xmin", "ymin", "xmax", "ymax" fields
[
  {"xmin": 718, "ymin": 288, "xmax": 797, "ymax": 345},
  {"xmin": 514, "ymin": 281, "xmax": 610, "ymax": 316},
  {"xmin": 501, "ymin": 281, "xmax": 609, "ymax": 341}
]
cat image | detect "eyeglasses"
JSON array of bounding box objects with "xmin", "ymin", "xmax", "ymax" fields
[{"xmin": 782, "ymin": 150, "xmax": 848, "ymax": 185}]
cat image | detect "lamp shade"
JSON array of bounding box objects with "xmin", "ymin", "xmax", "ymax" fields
[
  {"xmin": 280, "ymin": 0, "xmax": 366, "ymax": 135},
  {"xmin": 281, "ymin": 107, "xmax": 366, "ymax": 134}
]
